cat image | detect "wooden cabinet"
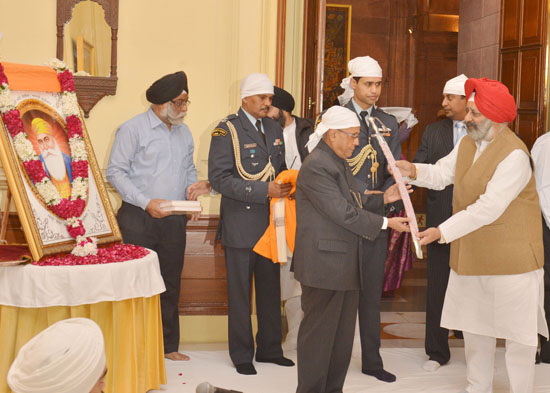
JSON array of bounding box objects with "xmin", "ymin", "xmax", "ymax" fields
[{"xmin": 179, "ymin": 216, "xmax": 227, "ymax": 315}]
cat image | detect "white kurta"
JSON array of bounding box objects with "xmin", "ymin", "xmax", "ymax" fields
[
  {"xmin": 412, "ymin": 137, "xmax": 548, "ymax": 346},
  {"xmin": 531, "ymin": 132, "xmax": 550, "ymax": 228},
  {"xmin": 282, "ymin": 119, "xmax": 302, "ymax": 170}
]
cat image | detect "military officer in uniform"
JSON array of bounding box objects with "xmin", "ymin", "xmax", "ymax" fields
[
  {"xmin": 338, "ymin": 56, "xmax": 401, "ymax": 383},
  {"xmin": 208, "ymin": 73, "xmax": 294, "ymax": 375}
]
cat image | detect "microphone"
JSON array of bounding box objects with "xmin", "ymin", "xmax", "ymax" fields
[{"xmin": 195, "ymin": 381, "xmax": 243, "ymax": 393}]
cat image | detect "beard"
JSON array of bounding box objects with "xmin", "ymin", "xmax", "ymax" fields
[
  {"xmin": 269, "ymin": 109, "xmax": 286, "ymax": 128},
  {"xmin": 159, "ymin": 104, "xmax": 187, "ymax": 125},
  {"xmin": 41, "ymin": 142, "xmax": 68, "ymax": 181},
  {"xmin": 466, "ymin": 117, "xmax": 493, "ymax": 142}
]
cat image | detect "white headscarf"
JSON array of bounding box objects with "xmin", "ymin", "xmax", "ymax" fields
[
  {"xmin": 8, "ymin": 318, "xmax": 106, "ymax": 393},
  {"xmin": 338, "ymin": 56, "xmax": 383, "ymax": 105},
  {"xmin": 240, "ymin": 73, "xmax": 274, "ymax": 99},
  {"xmin": 306, "ymin": 106, "xmax": 360, "ymax": 152},
  {"xmin": 443, "ymin": 74, "xmax": 468, "ymax": 96},
  {"xmin": 380, "ymin": 107, "xmax": 418, "ymax": 128}
]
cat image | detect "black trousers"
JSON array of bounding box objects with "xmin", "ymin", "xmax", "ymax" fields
[
  {"xmin": 297, "ymin": 285, "xmax": 359, "ymax": 393},
  {"xmin": 540, "ymin": 220, "xmax": 550, "ymax": 359},
  {"xmin": 224, "ymin": 247, "xmax": 283, "ymax": 366},
  {"xmin": 424, "ymin": 242, "xmax": 452, "ymax": 365},
  {"xmin": 358, "ymin": 234, "xmax": 387, "ymax": 371},
  {"xmin": 116, "ymin": 202, "xmax": 187, "ymax": 354}
]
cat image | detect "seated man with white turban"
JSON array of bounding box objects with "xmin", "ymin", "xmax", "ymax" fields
[
  {"xmin": 338, "ymin": 55, "xmax": 401, "ymax": 383},
  {"xmin": 396, "ymin": 78, "xmax": 548, "ymax": 393},
  {"xmin": 208, "ymin": 72, "xmax": 294, "ymax": 375},
  {"xmin": 294, "ymin": 106, "xmax": 410, "ymax": 393},
  {"xmin": 7, "ymin": 318, "xmax": 107, "ymax": 393}
]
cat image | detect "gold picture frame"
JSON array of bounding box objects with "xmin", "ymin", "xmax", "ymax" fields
[
  {"xmin": 0, "ymin": 88, "xmax": 121, "ymax": 261},
  {"xmin": 323, "ymin": 4, "xmax": 352, "ymax": 108}
]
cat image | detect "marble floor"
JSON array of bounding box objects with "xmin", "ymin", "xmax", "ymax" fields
[{"xmin": 151, "ymin": 259, "xmax": 548, "ymax": 392}]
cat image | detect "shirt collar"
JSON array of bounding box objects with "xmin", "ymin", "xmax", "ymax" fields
[
  {"xmin": 147, "ymin": 107, "xmax": 184, "ymax": 132},
  {"xmin": 453, "ymin": 119, "xmax": 465, "ymax": 127},
  {"xmin": 351, "ymin": 98, "xmax": 374, "ymax": 118},
  {"xmin": 241, "ymin": 107, "xmax": 260, "ymax": 128}
]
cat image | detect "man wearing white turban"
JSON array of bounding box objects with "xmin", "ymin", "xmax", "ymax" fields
[
  {"xmin": 339, "ymin": 56, "xmax": 401, "ymax": 382},
  {"xmin": 295, "ymin": 106, "xmax": 410, "ymax": 393},
  {"xmin": 413, "ymin": 74, "xmax": 468, "ymax": 372},
  {"xmin": 208, "ymin": 72, "xmax": 294, "ymax": 375},
  {"xmin": 7, "ymin": 318, "xmax": 107, "ymax": 393}
]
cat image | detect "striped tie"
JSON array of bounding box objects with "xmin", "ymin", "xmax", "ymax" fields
[{"xmin": 454, "ymin": 122, "xmax": 466, "ymax": 146}]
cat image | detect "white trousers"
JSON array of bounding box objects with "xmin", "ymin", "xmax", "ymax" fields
[
  {"xmin": 280, "ymin": 260, "xmax": 303, "ymax": 350},
  {"xmin": 463, "ymin": 331, "xmax": 537, "ymax": 393}
]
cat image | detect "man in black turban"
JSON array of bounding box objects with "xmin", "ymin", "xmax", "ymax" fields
[
  {"xmin": 107, "ymin": 71, "xmax": 211, "ymax": 361},
  {"xmin": 266, "ymin": 87, "xmax": 314, "ymax": 352},
  {"xmin": 268, "ymin": 86, "xmax": 314, "ymax": 170},
  {"xmin": 145, "ymin": 71, "xmax": 188, "ymax": 105}
]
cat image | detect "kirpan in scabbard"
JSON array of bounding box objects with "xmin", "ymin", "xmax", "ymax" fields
[{"xmin": 367, "ymin": 117, "xmax": 423, "ymax": 259}]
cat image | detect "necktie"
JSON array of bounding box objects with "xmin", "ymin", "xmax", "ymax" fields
[
  {"xmin": 256, "ymin": 119, "xmax": 266, "ymax": 145},
  {"xmin": 454, "ymin": 122, "xmax": 466, "ymax": 146},
  {"xmin": 360, "ymin": 110, "xmax": 369, "ymax": 132}
]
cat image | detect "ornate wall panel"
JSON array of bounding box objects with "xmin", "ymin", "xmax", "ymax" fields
[{"xmin": 499, "ymin": 0, "xmax": 547, "ymax": 148}]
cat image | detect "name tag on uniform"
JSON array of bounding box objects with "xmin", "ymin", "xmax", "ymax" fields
[{"xmin": 244, "ymin": 143, "xmax": 257, "ymax": 149}]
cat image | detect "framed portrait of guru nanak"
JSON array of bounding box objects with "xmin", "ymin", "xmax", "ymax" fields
[{"xmin": 0, "ymin": 61, "xmax": 121, "ymax": 261}]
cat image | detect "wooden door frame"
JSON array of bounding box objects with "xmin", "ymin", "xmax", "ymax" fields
[
  {"xmin": 275, "ymin": 0, "xmax": 287, "ymax": 86},
  {"xmin": 300, "ymin": 0, "xmax": 326, "ymax": 118},
  {"xmin": 275, "ymin": 0, "xmax": 326, "ymax": 118}
]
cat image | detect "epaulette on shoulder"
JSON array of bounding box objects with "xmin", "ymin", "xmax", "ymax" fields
[
  {"xmin": 220, "ymin": 114, "xmax": 238, "ymax": 123},
  {"xmin": 213, "ymin": 114, "xmax": 238, "ymax": 136}
]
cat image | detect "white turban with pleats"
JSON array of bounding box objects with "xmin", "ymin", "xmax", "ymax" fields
[
  {"xmin": 7, "ymin": 318, "xmax": 106, "ymax": 393},
  {"xmin": 443, "ymin": 74, "xmax": 468, "ymax": 96},
  {"xmin": 306, "ymin": 106, "xmax": 360, "ymax": 152},
  {"xmin": 338, "ymin": 56, "xmax": 383, "ymax": 105},
  {"xmin": 240, "ymin": 73, "xmax": 274, "ymax": 99}
]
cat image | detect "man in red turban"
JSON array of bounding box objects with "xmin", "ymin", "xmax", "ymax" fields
[{"xmin": 396, "ymin": 77, "xmax": 547, "ymax": 393}]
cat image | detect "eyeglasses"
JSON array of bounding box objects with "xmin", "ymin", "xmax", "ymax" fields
[
  {"xmin": 336, "ymin": 129, "xmax": 360, "ymax": 140},
  {"xmin": 170, "ymin": 99, "xmax": 191, "ymax": 108}
]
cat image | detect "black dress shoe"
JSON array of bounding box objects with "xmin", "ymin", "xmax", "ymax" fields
[
  {"xmin": 362, "ymin": 368, "xmax": 396, "ymax": 383},
  {"xmin": 255, "ymin": 356, "xmax": 295, "ymax": 367},
  {"xmin": 236, "ymin": 363, "xmax": 257, "ymax": 375}
]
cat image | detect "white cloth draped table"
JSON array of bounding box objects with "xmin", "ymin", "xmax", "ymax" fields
[{"xmin": 0, "ymin": 249, "xmax": 165, "ymax": 307}]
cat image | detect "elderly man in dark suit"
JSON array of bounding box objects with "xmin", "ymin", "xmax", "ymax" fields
[
  {"xmin": 208, "ymin": 73, "xmax": 294, "ymax": 375},
  {"xmin": 413, "ymin": 74, "xmax": 468, "ymax": 372},
  {"xmin": 294, "ymin": 106, "xmax": 410, "ymax": 393}
]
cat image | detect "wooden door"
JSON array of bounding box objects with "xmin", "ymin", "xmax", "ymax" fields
[
  {"xmin": 500, "ymin": 0, "xmax": 548, "ymax": 148},
  {"xmin": 301, "ymin": 0, "xmax": 326, "ymax": 118}
]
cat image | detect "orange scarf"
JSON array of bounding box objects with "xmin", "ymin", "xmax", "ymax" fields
[{"xmin": 253, "ymin": 169, "xmax": 298, "ymax": 263}]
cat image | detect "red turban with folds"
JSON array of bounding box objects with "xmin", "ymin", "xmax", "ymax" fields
[{"xmin": 464, "ymin": 78, "xmax": 517, "ymax": 123}]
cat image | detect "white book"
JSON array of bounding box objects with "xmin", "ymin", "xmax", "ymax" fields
[{"xmin": 159, "ymin": 200, "xmax": 202, "ymax": 214}]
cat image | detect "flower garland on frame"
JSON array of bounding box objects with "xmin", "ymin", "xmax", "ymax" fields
[{"xmin": 0, "ymin": 60, "xmax": 97, "ymax": 256}]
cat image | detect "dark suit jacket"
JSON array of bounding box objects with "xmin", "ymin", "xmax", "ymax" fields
[
  {"xmin": 294, "ymin": 116, "xmax": 314, "ymax": 162},
  {"xmin": 208, "ymin": 108, "xmax": 286, "ymax": 248},
  {"xmin": 293, "ymin": 140, "xmax": 385, "ymax": 291},
  {"xmin": 413, "ymin": 118, "xmax": 454, "ymax": 228},
  {"xmin": 344, "ymin": 101, "xmax": 401, "ymax": 193}
]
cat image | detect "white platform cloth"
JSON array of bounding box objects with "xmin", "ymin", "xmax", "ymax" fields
[{"xmin": 0, "ymin": 249, "xmax": 165, "ymax": 308}]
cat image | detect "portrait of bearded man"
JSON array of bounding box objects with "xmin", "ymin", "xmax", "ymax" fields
[{"xmin": 31, "ymin": 117, "xmax": 73, "ymax": 199}]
